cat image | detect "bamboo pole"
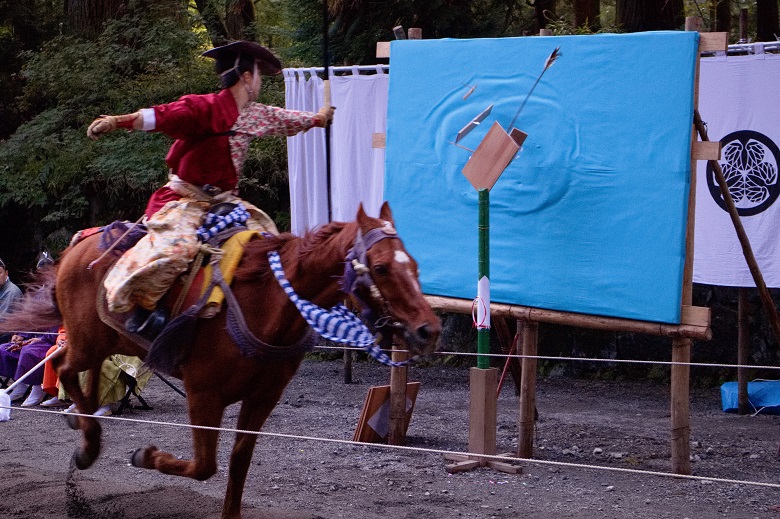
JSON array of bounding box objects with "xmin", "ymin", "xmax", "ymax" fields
[
  {"xmin": 477, "ymin": 188, "xmax": 490, "ymax": 369},
  {"xmin": 424, "ymin": 296, "xmax": 711, "ymax": 340}
]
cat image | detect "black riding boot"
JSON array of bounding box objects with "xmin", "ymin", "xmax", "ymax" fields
[{"xmin": 125, "ymin": 307, "xmax": 168, "ymax": 340}]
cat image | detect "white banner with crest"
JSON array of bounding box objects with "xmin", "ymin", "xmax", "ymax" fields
[{"xmin": 694, "ymin": 53, "xmax": 780, "ymax": 288}]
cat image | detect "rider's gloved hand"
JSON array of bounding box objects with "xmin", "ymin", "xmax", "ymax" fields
[
  {"xmin": 314, "ymin": 106, "xmax": 336, "ymax": 128},
  {"xmin": 87, "ymin": 113, "xmax": 140, "ymax": 140}
]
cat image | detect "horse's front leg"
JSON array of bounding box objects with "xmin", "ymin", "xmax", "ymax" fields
[
  {"xmin": 57, "ymin": 359, "xmax": 102, "ymax": 470},
  {"xmin": 222, "ymin": 357, "xmax": 305, "ymax": 519},
  {"xmin": 222, "ymin": 398, "xmax": 280, "ymax": 519},
  {"xmin": 131, "ymin": 390, "xmax": 224, "ymax": 481}
]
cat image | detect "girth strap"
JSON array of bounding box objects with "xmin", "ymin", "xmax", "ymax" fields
[{"xmin": 216, "ymin": 265, "xmax": 316, "ymax": 358}]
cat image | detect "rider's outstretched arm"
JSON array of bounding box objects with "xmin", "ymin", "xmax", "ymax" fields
[{"xmin": 86, "ymin": 111, "xmax": 148, "ymax": 140}]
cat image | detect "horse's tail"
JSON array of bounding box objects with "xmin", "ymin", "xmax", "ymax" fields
[{"xmin": 0, "ymin": 266, "xmax": 62, "ymax": 334}]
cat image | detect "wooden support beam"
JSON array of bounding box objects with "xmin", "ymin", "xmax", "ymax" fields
[
  {"xmin": 699, "ymin": 32, "xmax": 729, "ymax": 53},
  {"xmin": 691, "ymin": 140, "xmax": 721, "ymax": 160},
  {"xmin": 670, "ymin": 337, "xmax": 692, "ymax": 474},
  {"xmin": 737, "ymin": 288, "xmax": 751, "ymax": 415},
  {"xmin": 424, "ymin": 296, "xmax": 711, "ymax": 340},
  {"xmin": 343, "ymin": 348, "xmax": 352, "ymax": 384},
  {"xmin": 517, "ymin": 321, "xmax": 538, "ymax": 458},
  {"xmin": 685, "ymin": 16, "xmax": 703, "ymax": 32},
  {"xmin": 388, "ymin": 345, "xmax": 409, "ymax": 445},
  {"xmin": 680, "ymin": 305, "xmax": 711, "ymax": 329},
  {"xmin": 376, "ymin": 41, "xmax": 390, "ymax": 59}
]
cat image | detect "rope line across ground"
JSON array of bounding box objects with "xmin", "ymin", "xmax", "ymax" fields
[
  {"xmin": 317, "ymin": 345, "xmax": 780, "ymax": 371},
  {"xmin": 3, "ymin": 404, "xmax": 779, "ymax": 491}
]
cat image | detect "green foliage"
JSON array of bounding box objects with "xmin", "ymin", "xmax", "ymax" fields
[
  {"xmin": 281, "ymin": 0, "xmax": 536, "ymax": 66},
  {"xmin": 0, "ymin": 4, "xmax": 214, "ymax": 253}
]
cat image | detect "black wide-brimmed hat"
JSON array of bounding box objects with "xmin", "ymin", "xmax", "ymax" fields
[{"xmin": 202, "ymin": 41, "xmax": 282, "ymax": 75}]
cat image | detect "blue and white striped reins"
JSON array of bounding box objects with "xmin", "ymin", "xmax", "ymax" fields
[{"xmin": 267, "ymin": 250, "xmax": 413, "ymax": 367}]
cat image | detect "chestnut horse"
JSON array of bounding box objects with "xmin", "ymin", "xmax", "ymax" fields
[{"xmin": 3, "ymin": 202, "xmax": 440, "ymax": 519}]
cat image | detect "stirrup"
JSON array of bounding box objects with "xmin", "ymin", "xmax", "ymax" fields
[{"xmin": 125, "ymin": 307, "xmax": 168, "ymax": 340}]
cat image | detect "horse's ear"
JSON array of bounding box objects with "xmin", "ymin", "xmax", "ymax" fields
[
  {"xmin": 356, "ymin": 203, "xmax": 369, "ymax": 228},
  {"xmin": 379, "ymin": 201, "xmax": 395, "ymax": 225}
]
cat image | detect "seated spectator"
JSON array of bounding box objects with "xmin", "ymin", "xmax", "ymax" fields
[
  {"xmin": 39, "ymin": 327, "xmax": 152, "ymax": 415},
  {"xmin": 0, "ymin": 258, "xmax": 23, "ymax": 344},
  {"xmin": 39, "ymin": 326, "xmax": 68, "ymax": 407},
  {"xmin": 0, "ymin": 329, "xmax": 59, "ymax": 405}
]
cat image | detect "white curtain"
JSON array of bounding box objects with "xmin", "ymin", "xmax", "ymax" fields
[
  {"xmin": 693, "ymin": 53, "xmax": 780, "ymax": 288},
  {"xmin": 284, "ymin": 68, "xmax": 328, "ymax": 235},
  {"xmin": 330, "ymin": 66, "xmax": 388, "ymax": 222},
  {"xmin": 284, "ymin": 66, "xmax": 388, "ymax": 234}
]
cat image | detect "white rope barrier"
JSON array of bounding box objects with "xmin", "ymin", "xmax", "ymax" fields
[
  {"xmin": 5, "ymin": 326, "xmax": 779, "ymax": 492},
  {"xmin": 316, "ymin": 345, "xmax": 780, "ymax": 371},
  {"xmin": 4, "ymin": 403, "xmax": 780, "ymax": 490},
  {"xmin": 8, "ymin": 332, "xmax": 779, "ymax": 371}
]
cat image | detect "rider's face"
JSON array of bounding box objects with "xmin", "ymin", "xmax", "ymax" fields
[{"xmin": 251, "ymin": 66, "xmax": 262, "ymax": 100}]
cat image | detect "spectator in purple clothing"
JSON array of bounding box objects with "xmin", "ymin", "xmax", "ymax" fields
[
  {"xmin": 0, "ymin": 258, "xmax": 23, "ymax": 344},
  {"xmin": 0, "ymin": 329, "xmax": 58, "ymax": 405}
]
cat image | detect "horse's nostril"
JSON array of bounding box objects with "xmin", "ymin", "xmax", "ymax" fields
[{"xmin": 416, "ymin": 324, "xmax": 432, "ymax": 341}]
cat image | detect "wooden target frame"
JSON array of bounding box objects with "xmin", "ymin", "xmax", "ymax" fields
[{"xmin": 374, "ymin": 26, "xmax": 728, "ymax": 475}]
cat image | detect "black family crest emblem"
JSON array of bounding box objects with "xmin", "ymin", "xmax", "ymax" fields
[{"xmin": 707, "ymin": 130, "xmax": 780, "ymax": 216}]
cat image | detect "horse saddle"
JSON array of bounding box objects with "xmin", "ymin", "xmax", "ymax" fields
[{"xmin": 91, "ymin": 220, "xmax": 262, "ymax": 350}]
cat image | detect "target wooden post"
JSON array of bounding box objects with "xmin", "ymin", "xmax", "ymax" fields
[
  {"xmin": 444, "ymin": 122, "xmax": 525, "ymax": 474},
  {"xmin": 468, "ymin": 188, "xmax": 498, "ymax": 463}
]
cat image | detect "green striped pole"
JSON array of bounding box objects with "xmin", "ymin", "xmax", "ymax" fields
[{"xmin": 477, "ymin": 188, "xmax": 490, "ymax": 369}]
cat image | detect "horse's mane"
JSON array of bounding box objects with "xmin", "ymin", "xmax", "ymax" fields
[
  {"xmin": 298, "ymin": 221, "xmax": 349, "ymax": 256},
  {"xmin": 0, "ymin": 266, "xmax": 62, "ymax": 334},
  {"xmin": 234, "ymin": 221, "xmax": 351, "ymax": 282}
]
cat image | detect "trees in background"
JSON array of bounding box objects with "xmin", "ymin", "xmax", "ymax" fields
[
  {"xmin": 574, "ymin": 0, "xmax": 601, "ymax": 30},
  {"xmin": 615, "ymin": 0, "xmax": 684, "ymax": 32},
  {"xmin": 757, "ymin": 0, "xmax": 780, "ymax": 41}
]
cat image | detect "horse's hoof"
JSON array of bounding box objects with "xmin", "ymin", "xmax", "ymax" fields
[
  {"xmin": 72, "ymin": 448, "xmax": 97, "ymax": 470},
  {"xmin": 63, "ymin": 412, "xmax": 79, "ymax": 430},
  {"xmin": 130, "ymin": 445, "xmax": 158, "ymax": 468}
]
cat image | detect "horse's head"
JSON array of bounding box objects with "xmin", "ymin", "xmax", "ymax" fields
[{"xmin": 345, "ymin": 202, "xmax": 441, "ymax": 356}]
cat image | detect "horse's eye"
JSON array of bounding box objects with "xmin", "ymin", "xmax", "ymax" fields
[{"xmin": 373, "ymin": 264, "xmax": 388, "ymax": 276}]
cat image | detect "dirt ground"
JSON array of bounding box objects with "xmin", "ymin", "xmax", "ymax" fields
[{"xmin": 2, "ymin": 358, "xmax": 780, "ymax": 519}]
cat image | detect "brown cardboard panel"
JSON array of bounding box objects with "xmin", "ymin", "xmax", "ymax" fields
[{"xmin": 462, "ymin": 122, "xmax": 520, "ymax": 191}]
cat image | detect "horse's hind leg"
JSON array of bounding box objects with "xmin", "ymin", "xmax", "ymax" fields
[
  {"xmin": 221, "ymin": 399, "xmax": 278, "ymax": 519},
  {"xmin": 132, "ymin": 391, "xmax": 224, "ymax": 481},
  {"xmin": 58, "ymin": 361, "xmax": 102, "ymax": 469}
]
